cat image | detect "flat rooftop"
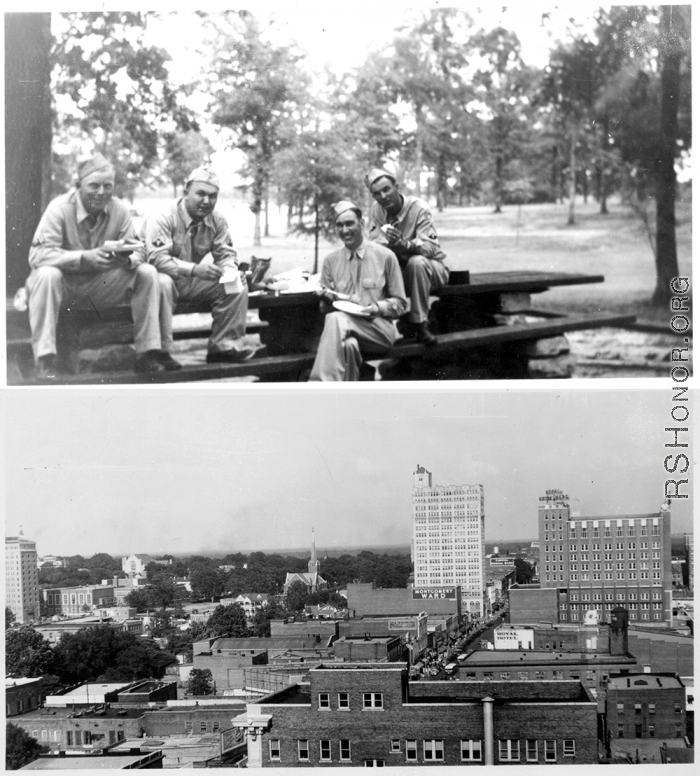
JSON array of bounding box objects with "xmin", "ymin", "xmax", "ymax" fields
[
  {"xmin": 608, "ymin": 674, "xmax": 684, "ymax": 690},
  {"xmin": 20, "ymin": 755, "xmax": 154, "ymax": 770},
  {"xmin": 6, "ymin": 677, "xmax": 41, "ymax": 687},
  {"xmin": 461, "ymin": 651, "xmax": 635, "ymax": 666},
  {"xmin": 16, "ymin": 707, "xmax": 145, "ymax": 720},
  {"xmin": 48, "ymin": 683, "xmax": 128, "ymax": 700}
]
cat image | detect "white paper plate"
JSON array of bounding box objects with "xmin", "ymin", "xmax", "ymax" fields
[{"xmin": 333, "ymin": 300, "xmax": 371, "ymax": 317}]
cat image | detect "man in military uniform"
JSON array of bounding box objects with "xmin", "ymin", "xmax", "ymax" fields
[
  {"xmin": 309, "ymin": 201, "xmax": 407, "ymax": 381},
  {"xmin": 141, "ymin": 167, "xmax": 251, "ymax": 368},
  {"xmin": 365, "ymin": 168, "xmax": 449, "ymax": 346},
  {"xmin": 26, "ymin": 152, "xmax": 165, "ymax": 378}
]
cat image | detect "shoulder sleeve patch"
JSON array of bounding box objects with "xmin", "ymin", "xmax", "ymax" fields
[
  {"xmin": 428, "ymin": 231, "xmax": 437, "ymax": 240},
  {"xmin": 152, "ymin": 234, "xmax": 165, "ymax": 248}
]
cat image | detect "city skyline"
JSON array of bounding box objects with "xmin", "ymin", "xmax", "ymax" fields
[{"xmin": 3, "ymin": 388, "xmax": 691, "ymax": 558}]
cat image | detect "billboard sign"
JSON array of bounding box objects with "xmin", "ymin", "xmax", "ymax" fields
[
  {"xmin": 412, "ymin": 586, "xmax": 457, "ymax": 600},
  {"xmin": 490, "ymin": 557, "xmax": 514, "ymax": 566},
  {"xmin": 220, "ymin": 726, "xmax": 244, "ymax": 755}
]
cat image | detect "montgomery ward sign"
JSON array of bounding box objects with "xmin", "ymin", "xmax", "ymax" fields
[{"xmin": 412, "ymin": 586, "xmax": 457, "ymax": 600}]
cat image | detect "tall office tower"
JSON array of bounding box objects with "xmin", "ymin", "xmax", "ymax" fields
[
  {"xmin": 412, "ymin": 465, "xmax": 485, "ymax": 616},
  {"xmin": 684, "ymin": 533, "xmax": 693, "ymax": 593},
  {"xmin": 5, "ymin": 532, "xmax": 40, "ymax": 624},
  {"xmin": 538, "ymin": 490, "xmax": 673, "ymax": 627}
]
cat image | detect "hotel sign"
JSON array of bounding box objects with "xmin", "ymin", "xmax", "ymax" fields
[
  {"xmin": 412, "ymin": 586, "xmax": 457, "ymax": 600},
  {"xmin": 388, "ymin": 618, "xmax": 417, "ymax": 630},
  {"xmin": 490, "ymin": 558, "xmax": 514, "ymax": 566}
]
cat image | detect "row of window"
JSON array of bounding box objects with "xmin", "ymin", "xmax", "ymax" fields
[
  {"xmin": 273, "ymin": 738, "xmax": 576, "ymax": 763},
  {"xmin": 317, "ymin": 692, "xmax": 382, "ymax": 710},
  {"xmin": 185, "ymin": 721, "xmax": 221, "ymax": 733},
  {"xmin": 569, "ymin": 591, "xmax": 661, "ymax": 601},
  {"xmin": 617, "ymin": 702, "xmax": 682, "ymax": 714},
  {"xmin": 544, "ymin": 542, "xmax": 661, "ymax": 553},
  {"xmin": 616, "ymin": 723, "xmax": 684, "ymax": 738}
]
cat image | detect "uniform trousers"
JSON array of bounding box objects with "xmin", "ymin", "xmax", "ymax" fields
[
  {"xmin": 158, "ymin": 274, "xmax": 248, "ymax": 354},
  {"xmin": 309, "ymin": 311, "xmax": 399, "ymax": 381},
  {"xmin": 26, "ymin": 264, "xmax": 161, "ymax": 359},
  {"xmin": 403, "ymin": 255, "xmax": 450, "ymax": 323}
]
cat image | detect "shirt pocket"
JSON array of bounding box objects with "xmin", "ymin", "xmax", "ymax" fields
[{"xmin": 362, "ymin": 278, "xmax": 380, "ymax": 290}]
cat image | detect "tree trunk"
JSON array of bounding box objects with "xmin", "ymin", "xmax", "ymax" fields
[
  {"xmin": 653, "ymin": 5, "xmax": 682, "ymax": 306},
  {"xmin": 567, "ymin": 126, "xmax": 576, "ymax": 226},
  {"xmin": 313, "ymin": 203, "xmax": 319, "ymax": 274},
  {"xmin": 414, "ymin": 106, "xmax": 423, "ymax": 198},
  {"xmin": 263, "ymin": 181, "xmax": 270, "ymax": 238},
  {"xmin": 436, "ymin": 155, "xmax": 446, "ymax": 212},
  {"xmin": 551, "ymin": 145, "xmax": 559, "ymax": 203},
  {"xmin": 493, "ymin": 153, "xmax": 503, "ymax": 214},
  {"xmin": 5, "ymin": 13, "xmax": 52, "ymax": 293},
  {"xmin": 599, "ymin": 117, "xmax": 609, "ymax": 215}
]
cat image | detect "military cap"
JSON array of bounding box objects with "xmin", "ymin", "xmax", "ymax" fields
[
  {"xmin": 186, "ymin": 166, "xmax": 220, "ymax": 190},
  {"xmin": 333, "ymin": 200, "xmax": 362, "ymax": 219},
  {"xmin": 365, "ymin": 167, "xmax": 397, "ymax": 189},
  {"xmin": 77, "ymin": 153, "xmax": 115, "ymax": 181}
]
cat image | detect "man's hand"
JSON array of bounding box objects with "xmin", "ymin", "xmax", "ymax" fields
[
  {"xmin": 383, "ymin": 225, "xmax": 407, "ymax": 250},
  {"xmin": 81, "ymin": 248, "xmax": 117, "ymax": 272},
  {"xmin": 192, "ymin": 263, "xmax": 222, "ymax": 281},
  {"xmin": 317, "ymin": 287, "xmax": 336, "ymax": 304}
]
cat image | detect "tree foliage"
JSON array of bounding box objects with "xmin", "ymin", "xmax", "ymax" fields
[
  {"xmin": 6, "ymin": 607, "xmax": 17, "ymax": 629},
  {"xmin": 6, "ymin": 723, "xmax": 48, "ymax": 771},
  {"xmin": 188, "ymin": 667, "xmax": 214, "ymax": 696},
  {"xmin": 6, "ymin": 627, "xmax": 56, "ymax": 678},
  {"xmin": 204, "ymin": 604, "xmax": 250, "ymax": 638}
]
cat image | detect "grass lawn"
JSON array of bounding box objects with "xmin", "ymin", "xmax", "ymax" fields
[{"xmin": 135, "ymin": 191, "xmax": 691, "ymax": 324}]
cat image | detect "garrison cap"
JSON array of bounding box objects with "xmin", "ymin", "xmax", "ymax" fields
[
  {"xmin": 186, "ymin": 166, "xmax": 220, "ymax": 190},
  {"xmin": 333, "ymin": 200, "xmax": 362, "ymax": 219},
  {"xmin": 77, "ymin": 153, "xmax": 115, "ymax": 181},
  {"xmin": 365, "ymin": 167, "xmax": 397, "ymax": 189}
]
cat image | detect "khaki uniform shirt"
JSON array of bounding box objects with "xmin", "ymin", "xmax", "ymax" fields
[
  {"xmin": 367, "ymin": 195, "xmax": 446, "ymax": 263},
  {"xmin": 140, "ymin": 199, "xmax": 238, "ymax": 278},
  {"xmin": 321, "ymin": 240, "xmax": 407, "ymax": 318},
  {"xmin": 28, "ymin": 190, "xmax": 138, "ymax": 272}
]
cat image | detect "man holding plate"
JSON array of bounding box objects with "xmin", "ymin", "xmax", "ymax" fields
[
  {"xmin": 309, "ymin": 201, "xmax": 407, "ymax": 381},
  {"xmin": 365, "ymin": 167, "xmax": 449, "ymax": 346},
  {"xmin": 26, "ymin": 152, "xmax": 165, "ymax": 378},
  {"xmin": 141, "ymin": 166, "xmax": 251, "ymax": 368}
]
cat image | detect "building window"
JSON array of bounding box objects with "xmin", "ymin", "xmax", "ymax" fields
[
  {"xmin": 320, "ymin": 740, "xmax": 332, "ymax": 761},
  {"xmin": 461, "ymin": 740, "xmax": 482, "ymax": 762},
  {"xmin": 675, "ymin": 703, "xmax": 682, "ymax": 714},
  {"xmin": 337, "ymin": 691, "xmax": 350, "ymax": 709},
  {"xmin": 526, "ymin": 740, "xmax": 538, "ymax": 762},
  {"xmin": 185, "ymin": 722, "xmax": 193, "ymax": 735},
  {"xmin": 675, "ymin": 724, "xmax": 683, "ymax": 738},
  {"xmin": 405, "ymin": 740, "xmax": 418, "ymax": 762},
  {"xmin": 499, "ymin": 740, "xmax": 520, "ymax": 762},
  {"xmin": 648, "ymin": 703, "xmax": 656, "ymax": 715},
  {"xmin": 363, "ymin": 692, "xmax": 383, "ymax": 709},
  {"xmin": 318, "ymin": 692, "xmax": 330, "ymax": 710},
  {"xmin": 298, "ymin": 740, "xmax": 310, "ymax": 762},
  {"xmin": 390, "ymin": 740, "xmax": 401, "ymax": 753},
  {"xmin": 617, "ymin": 703, "xmax": 624, "ymax": 713},
  {"xmin": 501, "ymin": 671, "xmax": 511, "ymax": 680},
  {"xmin": 544, "ymin": 740, "xmax": 557, "ymax": 762},
  {"xmin": 648, "ymin": 724, "xmax": 655, "ymax": 737},
  {"xmin": 423, "ymin": 740, "xmax": 444, "ymax": 762},
  {"xmin": 340, "ymin": 740, "xmax": 351, "ymax": 761},
  {"xmin": 635, "ymin": 703, "xmax": 642, "ymax": 714},
  {"xmin": 618, "ymin": 724, "xmax": 624, "ymax": 738},
  {"xmin": 269, "ymin": 740, "xmax": 280, "ymax": 761},
  {"xmin": 563, "ymin": 740, "xmax": 575, "ymax": 757}
]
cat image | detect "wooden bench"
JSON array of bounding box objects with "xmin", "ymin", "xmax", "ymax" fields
[{"xmin": 6, "ymin": 271, "xmax": 636, "ymax": 383}]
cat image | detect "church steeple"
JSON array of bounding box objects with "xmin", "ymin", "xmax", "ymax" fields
[{"xmin": 308, "ymin": 528, "xmax": 320, "ymax": 575}]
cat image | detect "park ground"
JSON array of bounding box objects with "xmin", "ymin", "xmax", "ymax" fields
[{"xmin": 131, "ymin": 190, "xmax": 692, "ymax": 380}]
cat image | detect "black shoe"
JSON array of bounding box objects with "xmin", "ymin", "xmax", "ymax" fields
[
  {"xmin": 36, "ymin": 354, "xmax": 58, "ymax": 380},
  {"xmin": 416, "ymin": 322, "xmax": 437, "ymax": 347},
  {"xmin": 134, "ymin": 350, "xmax": 167, "ymax": 374},
  {"xmin": 156, "ymin": 351, "xmax": 183, "ymax": 371},
  {"xmin": 206, "ymin": 348, "xmax": 255, "ymax": 364}
]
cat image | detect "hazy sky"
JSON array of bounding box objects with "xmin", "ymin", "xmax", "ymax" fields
[{"xmin": 3, "ymin": 388, "xmax": 692, "ymax": 558}]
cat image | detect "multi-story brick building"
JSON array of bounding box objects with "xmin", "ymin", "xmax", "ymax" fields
[
  {"xmin": 232, "ymin": 663, "xmax": 599, "ymax": 766},
  {"xmin": 41, "ymin": 583, "xmax": 116, "ymax": 617},
  {"xmin": 412, "ymin": 465, "xmax": 485, "ymax": 616},
  {"xmin": 538, "ymin": 490, "xmax": 673, "ymax": 627},
  {"xmin": 605, "ymin": 673, "xmax": 688, "ymax": 741},
  {"xmin": 5, "ymin": 533, "xmax": 40, "ymax": 623},
  {"xmin": 6, "ymin": 678, "xmax": 43, "ymax": 717}
]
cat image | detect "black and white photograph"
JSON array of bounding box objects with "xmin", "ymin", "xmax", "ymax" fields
[
  {"xmin": 4, "ymin": 4, "xmax": 692, "ymax": 384},
  {"xmin": 2, "ymin": 2, "xmax": 695, "ymax": 774},
  {"xmin": 3, "ymin": 387, "xmax": 694, "ymax": 768}
]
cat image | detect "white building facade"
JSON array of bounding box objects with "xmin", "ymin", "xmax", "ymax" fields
[
  {"xmin": 411, "ymin": 465, "xmax": 485, "ymax": 617},
  {"xmin": 5, "ymin": 533, "xmax": 40, "ymax": 623}
]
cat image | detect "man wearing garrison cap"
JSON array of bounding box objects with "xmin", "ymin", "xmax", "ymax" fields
[
  {"xmin": 141, "ymin": 166, "xmax": 252, "ymax": 366},
  {"xmin": 309, "ymin": 200, "xmax": 407, "ymax": 381},
  {"xmin": 26, "ymin": 152, "xmax": 166, "ymax": 378},
  {"xmin": 365, "ymin": 167, "xmax": 449, "ymax": 346}
]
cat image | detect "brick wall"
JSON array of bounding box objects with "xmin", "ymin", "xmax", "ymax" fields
[
  {"xmin": 5, "ymin": 679, "xmax": 42, "ymax": 716},
  {"xmin": 605, "ymin": 680, "xmax": 686, "ymax": 739},
  {"xmin": 11, "ymin": 714, "xmax": 143, "ymax": 750},
  {"xmin": 627, "ymin": 633, "xmax": 694, "ymax": 675},
  {"xmin": 141, "ymin": 706, "xmax": 246, "ymax": 737},
  {"xmin": 509, "ymin": 587, "xmax": 559, "ymax": 624},
  {"xmin": 347, "ymin": 583, "xmax": 460, "ymax": 617}
]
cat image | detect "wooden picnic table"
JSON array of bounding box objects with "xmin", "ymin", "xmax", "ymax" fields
[{"xmin": 6, "ymin": 270, "xmax": 635, "ymax": 384}]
